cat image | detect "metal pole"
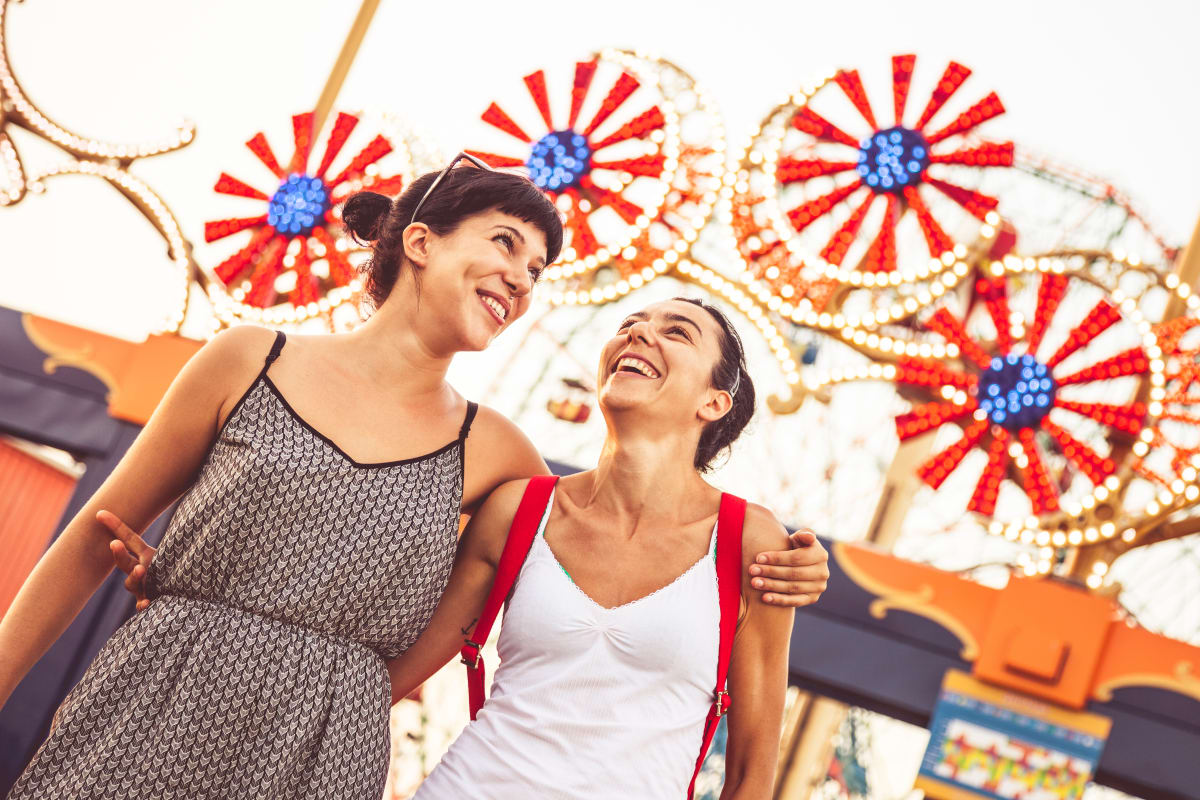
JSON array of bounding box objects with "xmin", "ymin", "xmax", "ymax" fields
[{"xmin": 311, "ymin": 0, "xmax": 382, "ymax": 141}]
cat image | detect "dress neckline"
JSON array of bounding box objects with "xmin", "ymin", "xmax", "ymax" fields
[
  {"xmin": 260, "ymin": 375, "xmax": 463, "ymax": 470},
  {"xmin": 536, "ymin": 488, "xmax": 719, "ymax": 613}
]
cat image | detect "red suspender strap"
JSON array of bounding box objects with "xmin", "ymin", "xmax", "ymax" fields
[
  {"xmin": 686, "ymin": 492, "xmax": 746, "ymax": 799},
  {"xmin": 461, "ymin": 475, "xmax": 559, "ymax": 721}
]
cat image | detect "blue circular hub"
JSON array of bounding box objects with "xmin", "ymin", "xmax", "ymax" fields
[
  {"xmin": 856, "ymin": 126, "xmax": 930, "ymax": 194},
  {"xmin": 527, "ymin": 129, "xmax": 591, "ymax": 191},
  {"xmin": 978, "ymin": 354, "xmax": 1057, "ymax": 431},
  {"xmin": 268, "ymin": 173, "xmax": 330, "ymax": 236}
]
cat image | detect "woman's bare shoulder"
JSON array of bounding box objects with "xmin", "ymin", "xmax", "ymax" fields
[
  {"xmin": 198, "ymin": 325, "xmax": 279, "ymax": 374},
  {"xmin": 464, "ymin": 403, "xmax": 549, "ymax": 477},
  {"xmin": 740, "ymin": 502, "xmax": 792, "ymax": 563},
  {"xmin": 468, "ymin": 403, "xmax": 532, "ymax": 441},
  {"xmin": 185, "ymin": 326, "xmax": 281, "ymax": 417}
]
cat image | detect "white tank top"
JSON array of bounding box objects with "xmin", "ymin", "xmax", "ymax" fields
[{"xmin": 414, "ymin": 488, "xmax": 721, "ymax": 799}]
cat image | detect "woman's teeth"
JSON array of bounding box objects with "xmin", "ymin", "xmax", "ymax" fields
[
  {"xmin": 615, "ymin": 357, "xmax": 659, "ymax": 378},
  {"xmin": 480, "ymin": 295, "xmax": 507, "ymax": 321}
]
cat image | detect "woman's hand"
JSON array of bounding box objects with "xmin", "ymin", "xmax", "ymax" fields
[
  {"xmin": 97, "ymin": 511, "xmax": 156, "ymax": 612},
  {"xmin": 748, "ymin": 527, "xmax": 830, "ymax": 607}
]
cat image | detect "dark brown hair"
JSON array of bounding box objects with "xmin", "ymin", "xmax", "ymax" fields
[
  {"xmin": 341, "ymin": 168, "xmax": 563, "ymax": 309},
  {"xmin": 675, "ymin": 297, "xmax": 755, "ymax": 472}
]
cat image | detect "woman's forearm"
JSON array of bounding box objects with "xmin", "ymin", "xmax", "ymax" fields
[
  {"xmin": 385, "ymin": 551, "xmax": 498, "ymax": 705},
  {"xmin": 718, "ymin": 730, "xmax": 779, "ymax": 800},
  {"xmin": 0, "ymin": 513, "xmax": 115, "ymax": 706}
]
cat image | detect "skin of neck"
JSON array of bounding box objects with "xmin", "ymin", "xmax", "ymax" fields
[
  {"xmin": 574, "ymin": 408, "xmax": 713, "ymax": 534},
  {"xmin": 341, "ymin": 269, "xmax": 459, "ymax": 403}
]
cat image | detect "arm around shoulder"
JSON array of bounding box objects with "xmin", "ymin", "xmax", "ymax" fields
[{"xmin": 385, "ymin": 478, "xmax": 530, "ymax": 703}]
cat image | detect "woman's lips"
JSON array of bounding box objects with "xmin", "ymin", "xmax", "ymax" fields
[{"xmin": 478, "ymin": 292, "xmax": 507, "ymax": 326}]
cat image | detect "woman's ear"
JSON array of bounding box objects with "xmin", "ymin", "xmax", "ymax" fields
[
  {"xmin": 697, "ymin": 387, "xmax": 733, "ymax": 424},
  {"xmin": 402, "ymin": 222, "xmax": 432, "ymax": 269}
]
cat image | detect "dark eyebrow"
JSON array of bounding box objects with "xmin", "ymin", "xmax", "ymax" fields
[
  {"xmin": 620, "ymin": 311, "xmax": 703, "ymax": 337},
  {"xmin": 494, "ymin": 225, "xmax": 546, "ymax": 269},
  {"xmin": 664, "ymin": 312, "xmax": 703, "ymax": 337}
]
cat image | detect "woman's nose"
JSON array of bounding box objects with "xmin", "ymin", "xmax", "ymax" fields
[
  {"xmin": 503, "ymin": 267, "xmax": 533, "ymax": 297},
  {"xmin": 627, "ymin": 319, "xmax": 655, "ymax": 343}
]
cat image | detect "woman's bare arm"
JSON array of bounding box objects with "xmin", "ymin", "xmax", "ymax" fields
[
  {"xmin": 721, "ymin": 504, "xmax": 796, "ymax": 800},
  {"xmin": 384, "ymin": 479, "xmax": 527, "ymax": 705},
  {"xmin": 0, "ymin": 326, "xmax": 272, "ymax": 709}
]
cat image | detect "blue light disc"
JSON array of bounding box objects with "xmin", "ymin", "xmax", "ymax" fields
[
  {"xmin": 856, "ymin": 126, "xmax": 931, "ymax": 195},
  {"xmin": 268, "ymin": 174, "xmax": 330, "ymax": 237},
  {"xmin": 526, "ymin": 129, "xmax": 592, "ymax": 191}
]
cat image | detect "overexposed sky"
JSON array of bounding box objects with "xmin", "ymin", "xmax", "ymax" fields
[{"xmin": 1, "ymin": 0, "xmax": 1198, "ymax": 339}]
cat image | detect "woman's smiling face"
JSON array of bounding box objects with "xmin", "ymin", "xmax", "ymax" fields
[
  {"xmin": 410, "ymin": 209, "xmax": 548, "ymax": 352},
  {"xmin": 597, "ymin": 299, "xmax": 732, "ymax": 429}
]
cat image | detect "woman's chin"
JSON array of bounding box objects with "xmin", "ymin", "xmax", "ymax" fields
[
  {"xmin": 465, "ymin": 325, "xmax": 504, "ymax": 352},
  {"xmin": 598, "ymin": 386, "xmax": 648, "ymax": 411}
]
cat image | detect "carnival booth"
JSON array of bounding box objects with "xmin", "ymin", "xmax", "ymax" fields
[{"xmin": 2, "ymin": 2, "xmax": 1199, "ymax": 797}]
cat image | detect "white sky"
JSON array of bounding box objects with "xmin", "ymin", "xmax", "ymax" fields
[{"xmin": 1, "ymin": 0, "xmax": 1198, "ymax": 339}]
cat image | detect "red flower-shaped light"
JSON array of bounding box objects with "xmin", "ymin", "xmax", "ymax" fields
[
  {"xmin": 896, "ymin": 268, "xmax": 1152, "ymax": 517},
  {"xmin": 467, "ymin": 58, "xmax": 681, "ymax": 277},
  {"xmin": 733, "ymin": 55, "xmax": 1015, "ymax": 308},
  {"xmin": 204, "ymin": 111, "xmax": 406, "ymax": 319}
]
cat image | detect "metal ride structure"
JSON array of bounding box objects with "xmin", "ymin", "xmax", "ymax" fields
[
  {"xmin": 0, "ymin": 0, "xmax": 195, "ymax": 334},
  {"xmin": 722, "ymin": 55, "xmax": 1200, "ymax": 592}
]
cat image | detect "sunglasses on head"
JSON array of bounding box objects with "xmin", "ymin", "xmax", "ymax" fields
[{"xmin": 409, "ymin": 152, "xmax": 495, "ymax": 226}]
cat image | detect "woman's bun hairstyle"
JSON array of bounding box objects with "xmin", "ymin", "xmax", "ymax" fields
[
  {"xmin": 675, "ymin": 297, "xmax": 756, "ymax": 473},
  {"xmin": 341, "ymin": 191, "xmax": 393, "ymax": 243},
  {"xmin": 341, "ymin": 167, "xmax": 563, "ymax": 310}
]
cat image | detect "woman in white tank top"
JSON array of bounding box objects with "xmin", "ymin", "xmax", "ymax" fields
[{"xmin": 388, "ymin": 298, "xmax": 798, "ymax": 799}]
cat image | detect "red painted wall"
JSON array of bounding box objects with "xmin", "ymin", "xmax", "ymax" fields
[{"xmin": 0, "ymin": 440, "xmax": 77, "ymax": 616}]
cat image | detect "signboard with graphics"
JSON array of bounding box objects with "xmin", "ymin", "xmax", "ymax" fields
[{"xmin": 915, "ymin": 670, "xmax": 1111, "ymax": 800}]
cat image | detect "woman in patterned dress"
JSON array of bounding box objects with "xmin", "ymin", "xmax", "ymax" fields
[{"xmin": 0, "ymin": 159, "xmax": 827, "ymax": 799}]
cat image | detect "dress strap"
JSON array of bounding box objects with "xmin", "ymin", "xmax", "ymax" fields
[
  {"xmin": 264, "ymin": 330, "xmax": 286, "ymax": 367},
  {"xmin": 458, "ymin": 401, "xmax": 479, "ymax": 441}
]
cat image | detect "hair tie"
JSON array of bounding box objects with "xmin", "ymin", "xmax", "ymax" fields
[{"xmin": 728, "ymin": 367, "xmax": 741, "ymax": 399}]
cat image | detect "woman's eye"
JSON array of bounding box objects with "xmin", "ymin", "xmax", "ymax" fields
[
  {"xmin": 528, "ymin": 267, "xmax": 543, "ymax": 283},
  {"xmin": 667, "ymin": 326, "xmax": 692, "ymax": 341},
  {"xmin": 617, "ymin": 320, "xmax": 634, "ymax": 332},
  {"xmin": 494, "ymin": 233, "xmax": 515, "ymax": 251}
]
